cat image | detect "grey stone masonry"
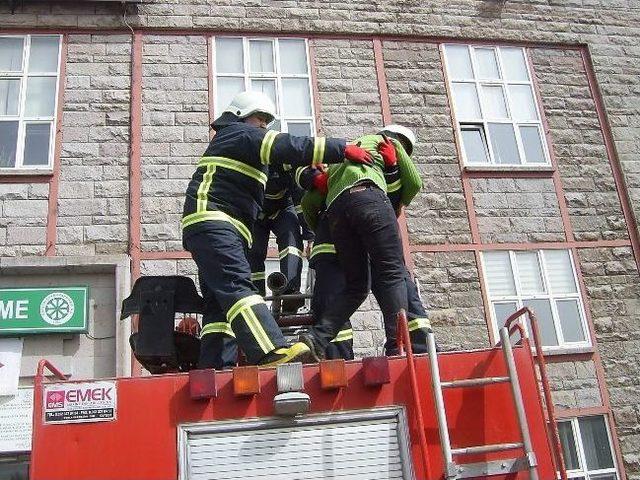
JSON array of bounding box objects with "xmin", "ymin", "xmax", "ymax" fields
[
  {"xmin": 472, "ymin": 178, "xmax": 565, "ymax": 243},
  {"xmin": 530, "ymin": 48, "xmax": 629, "ymax": 242},
  {"xmin": 0, "ymin": 183, "xmax": 49, "ymax": 257},
  {"xmin": 2, "ymin": 1, "xmax": 640, "ymax": 244},
  {"xmin": 545, "ymin": 360, "xmax": 602, "ymax": 410},
  {"xmin": 56, "ymin": 34, "xmax": 131, "ymax": 257},
  {"xmin": 312, "ymin": 38, "xmax": 383, "ymax": 140},
  {"xmin": 578, "ymin": 246, "xmax": 640, "ymax": 474},
  {"xmin": 140, "ymin": 35, "xmax": 209, "ymax": 252},
  {"xmin": 412, "ymin": 251, "xmax": 488, "ymax": 351},
  {"xmin": 383, "ymin": 41, "xmax": 472, "ymax": 246},
  {"xmin": 1, "ymin": 1, "xmax": 640, "ymax": 476}
]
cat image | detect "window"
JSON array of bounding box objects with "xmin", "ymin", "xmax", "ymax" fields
[
  {"xmin": 558, "ymin": 416, "xmax": 619, "ymax": 479},
  {"xmin": 213, "ymin": 37, "xmax": 315, "ymax": 135},
  {"xmin": 481, "ymin": 249, "xmax": 590, "ymax": 349},
  {"xmin": 443, "ymin": 44, "xmax": 550, "ymax": 167},
  {"xmin": 0, "ymin": 35, "xmax": 61, "ymax": 170}
]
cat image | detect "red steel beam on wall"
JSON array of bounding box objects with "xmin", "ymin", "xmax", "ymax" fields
[
  {"xmin": 571, "ymin": 245, "xmax": 627, "ymax": 480},
  {"xmin": 581, "ymin": 46, "xmax": 640, "ymax": 274},
  {"xmin": 409, "ymin": 238, "xmax": 631, "ymax": 253},
  {"xmin": 372, "ymin": 38, "xmax": 415, "ymax": 273},
  {"xmin": 0, "ymin": 27, "xmax": 586, "ymax": 52},
  {"xmin": 128, "ymin": 32, "xmax": 144, "ymax": 377},
  {"xmin": 129, "ymin": 32, "xmax": 143, "ymax": 282},
  {"xmin": 207, "ymin": 35, "xmax": 215, "ymax": 135},
  {"xmin": 308, "ymin": 38, "xmax": 324, "ymax": 135},
  {"xmin": 45, "ymin": 33, "xmax": 68, "ymax": 256},
  {"xmin": 526, "ymin": 48, "xmax": 574, "ymax": 243}
]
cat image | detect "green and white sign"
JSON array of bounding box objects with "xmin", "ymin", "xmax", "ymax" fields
[{"xmin": 0, "ymin": 287, "xmax": 89, "ymax": 335}]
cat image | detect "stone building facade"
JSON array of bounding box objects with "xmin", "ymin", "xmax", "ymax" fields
[{"xmin": 0, "ymin": 1, "xmax": 639, "ymax": 478}]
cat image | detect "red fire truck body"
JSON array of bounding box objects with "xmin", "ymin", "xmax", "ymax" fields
[{"xmin": 29, "ymin": 342, "xmax": 557, "ymax": 480}]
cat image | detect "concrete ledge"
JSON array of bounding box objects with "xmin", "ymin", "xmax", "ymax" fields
[{"xmin": 0, "ymin": 254, "xmax": 129, "ymax": 274}]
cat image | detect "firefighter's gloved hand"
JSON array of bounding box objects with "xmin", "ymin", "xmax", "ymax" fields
[
  {"xmin": 312, "ymin": 171, "xmax": 329, "ymax": 195},
  {"xmin": 378, "ymin": 135, "xmax": 397, "ymax": 167},
  {"xmin": 344, "ymin": 144, "xmax": 373, "ymax": 165}
]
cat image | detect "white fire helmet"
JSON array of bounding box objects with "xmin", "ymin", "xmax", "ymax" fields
[
  {"xmin": 380, "ymin": 124, "xmax": 416, "ymax": 155},
  {"xmin": 223, "ymin": 90, "xmax": 277, "ymax": 124}
]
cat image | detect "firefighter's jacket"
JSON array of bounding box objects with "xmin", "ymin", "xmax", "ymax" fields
[
  {"xmin": 298, "ymin": 137, "xmax": 420, "ymax": 231},
  {"xmin": 182, "ymin": 121, "xmax": 345, "ymax": 247},
  {"xmin": 260, "ymin": 164, "xmax": 313, "ymax": 240}
]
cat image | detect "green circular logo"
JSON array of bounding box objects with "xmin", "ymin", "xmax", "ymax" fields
[{"xmin": 40, "ymin": 292, "xmax": 75, "ymax": 326}]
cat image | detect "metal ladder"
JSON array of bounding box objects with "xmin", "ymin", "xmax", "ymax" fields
[{"xmin": 426, "ymin": 328, "xmax": 539, "ymax": 479}]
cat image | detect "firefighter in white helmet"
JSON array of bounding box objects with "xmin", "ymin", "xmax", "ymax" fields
[{"xmin": 182, "ymin": 90, "xmax": 373, "ymax": 369}]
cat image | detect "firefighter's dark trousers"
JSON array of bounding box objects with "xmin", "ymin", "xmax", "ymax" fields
[
  {"xmin": 184, "ymin": 224, "xmax": 288, "ymax": 369},
  {"xmin": 311, "ymin": 256, "xmax": 354, "ymax": 360},
  {"xmin": 372, "ymin": 267, "xmax": 431, "ymax": 355},
  {"xmin": 310, "ymin": 184, "xmax": 408, "ymax": 351},
  {"xmin": 248, "ymin": 205, "xmax": 304, "ymax": 295},
  {"xmin": 313, "ymin": 254, "xmax": 429, "ymax": 358}
]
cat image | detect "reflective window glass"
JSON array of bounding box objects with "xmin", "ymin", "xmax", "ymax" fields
[{"xmin": 23, "ymin": 122, "xmax": 51, "ymax": 166}]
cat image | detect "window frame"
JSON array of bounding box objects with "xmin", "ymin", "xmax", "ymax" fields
[
  {"xmin": 442, "ymin": 44, "xmax": 552, "ymax": 169},
  {"xmin": 558, "ymin": 415, "xmax": 619, "ymax": 480},
  {"xmin": 211, "ymin": 36, "xmax": 316, "ymax": 135},
  {"xmin": 0, "ymin": 34, "xmax": 62, "ymax": 172},
  {"xmin": 481, "ymin": 249, "xmax": 591, "ymax": 351}
]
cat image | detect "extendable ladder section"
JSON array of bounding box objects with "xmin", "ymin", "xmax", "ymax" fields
[{"xmin": 427, "ymin": 328, "xmax": 539, "ymax": 479}]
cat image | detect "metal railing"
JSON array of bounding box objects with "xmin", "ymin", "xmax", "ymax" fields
[
  {"xmin": 499, "ymin": 307, "xmax": 569, "ymax": 480},
  {"xmin": 396, "ymin": 309, "xmax": 433, "ymax": 479},
  {"xmin": 31, "ymin": 360, "xmax": 68, "ymax": 480}
]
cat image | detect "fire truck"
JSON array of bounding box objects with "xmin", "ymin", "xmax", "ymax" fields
[{"xmin": 29, "ymin": 275, "xmax": 568, "ymax": 480}]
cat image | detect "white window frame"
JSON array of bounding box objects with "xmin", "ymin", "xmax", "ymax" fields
[
  {"xmin": 211, "ymin": 36, "xmax": 316, "ymax": 135},
  {"xmin": 481, "ymin": 249, "xmax": 591, "ymax": 351},
  {"xmin": 442, "ymin": 44, "xmax": 552, "ymax": 169},
  {"xmin": 0, "ymin": 34, "xmax": 62, "ymax": 171},
  {"xmin": 558, "ymin": 416, "xmax": 619, "ymax": 480}
]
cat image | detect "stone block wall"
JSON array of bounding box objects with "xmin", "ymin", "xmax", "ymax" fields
[
  {"xmin": 313, "ymin": 38, "xmax": 383, "ymax": 139},
  {"xmin": 578, "ymin": 246, "xmax": 640, "ymax": 472},
  {"xmin": 1, "ymin": 1, "xmax": 640, "ymax": 239},
  {"xmin": 140, "ymin": 35, "xmax": 209, "ymax": 253},
  {"xmin": 56, "ymin": 34, "xmax": 131, "ymax": 257},
  {"xmin": 0, "ymin": 184, "xmax": 49, "ymax": 257},
  {"xmin": 383, "ymin": 41, "xmax": 471, "ymax": 246},
  {"xmin": 471, "ymin": 178, "xmax": 565, "ymax": 243},
  {"xmin": 1, "ymin": 1, "xmax": 640, "ymax": 475},
  {"xmin": 412, "ymin": 251, "xmax": 488, "ymax": 351},
  {"xmin": 530, "ymin": 47, "xmax": 628, "ymax": 242},
  {"xmin": 546, "ymin": 360, "xmax": 602, "ymax": 410}
]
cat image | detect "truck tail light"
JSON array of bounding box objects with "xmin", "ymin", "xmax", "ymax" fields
[
  {"xmin": 362, "ymin": 356, "xmax": 391, "ymax": 386},
  {"xmin": 319, "ymin": 359, "xmax": 347, "ymax": 389},
  {"xmin": 189, "ymin": 369, "xmax": 217, "ymax": 400},
  {"xmin": 233, "ymin": 366, "xmax": 260, "ymax": 396}
]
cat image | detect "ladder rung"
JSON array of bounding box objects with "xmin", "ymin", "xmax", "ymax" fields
[
  {"xmin": 441, "ymin": 376, "xmax": 510, "ymax": 388},
  {"xmin": 452, "ymin": 442, "xmax": 523, "ymax": 456}
]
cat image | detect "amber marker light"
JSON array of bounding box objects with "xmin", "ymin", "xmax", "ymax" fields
[
  {"xmin": 233, "ymin": 366, "xmax": 261, "ymax": 396},
  {"xmin": 319, "ymin": 359, "xmax": 348, "ymax": 390}
]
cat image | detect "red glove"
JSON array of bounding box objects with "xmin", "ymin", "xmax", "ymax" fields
[
  {"xmin": 344, "ymin": 144, "xmax": 373, "ymax": 165},
  {"xmin": 378, "ymin": 135, "xmax": 397, "ymax": 167},
  {"xmin": 312, "ymin": 171, "xmax": 329, "ymax": 195}
]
